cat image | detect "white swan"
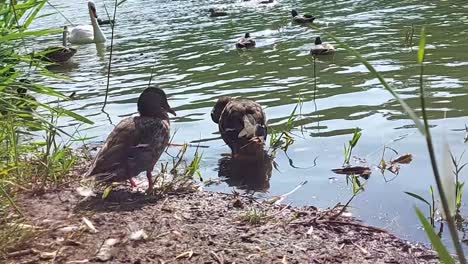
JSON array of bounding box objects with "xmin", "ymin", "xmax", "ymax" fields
[{"xmin": 68, "ymin": 1, "xmax": 106, "ymax": 44}]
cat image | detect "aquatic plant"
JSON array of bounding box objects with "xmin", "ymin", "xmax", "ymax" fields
[{"xmin": 309, "ymin": 24, "xmax": 466, "ymax": 263}]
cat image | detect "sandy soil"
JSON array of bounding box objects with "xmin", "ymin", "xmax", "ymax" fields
[{"xmin": 5, "ymin": 185, "xmax": 439, "ymax": 264}]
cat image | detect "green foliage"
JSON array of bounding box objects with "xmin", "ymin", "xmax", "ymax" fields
[
  {"xmin": 343, "ymin": 128, "xmax": 361, "ymax": 165},
  {"xmin": 240, "ymin": 208, "xmax": 268, "ymax": 225},
  {"xmin": 415, "ymin": 208, "xmax": 454, "ymax": 264},
  {"xmin": 0, "ymin": 0, "xmax": 92, "ymax": 256},
  {"xmin": 405, "ymin": 187, "xmax": 436, "ymax": 227}
]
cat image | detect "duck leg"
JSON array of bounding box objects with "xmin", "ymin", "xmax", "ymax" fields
[{"xmin": 146, "ymin": 170, "xmax": 154, "ymax": 192}]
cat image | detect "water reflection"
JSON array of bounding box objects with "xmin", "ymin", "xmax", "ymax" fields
[{"xmin": 217, "ymin": 152, "xmax": 273, "ymax": 192}]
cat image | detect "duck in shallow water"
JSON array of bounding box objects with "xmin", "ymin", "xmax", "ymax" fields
[
  {"xmin": 97, "ymin": 18, "xmax": 114, "ymax": 26},
  {"xmin": 40, "ymin": 26, "xmax": 77, "ymax": 63},
  {"xmin": 208, "ymin": 8, "xmax": 228, "ymax": 17},
  {"xmin": 291, "ymin": 9, "xmax": 316, "ymax": 23},
  {"xmin": 236, "ymin": 33, "xmax": 256, "ymax": 49},
  {"xmin": 85, "ymin": 87, "xmax": 176, "ymax": 192},
  {"xmin": 310, "ymin": 37, "xmax": 336, "ymax": 55},
  {"xmin": 211, "ymin": 96, "xmax": 267, "ymax": 159}
]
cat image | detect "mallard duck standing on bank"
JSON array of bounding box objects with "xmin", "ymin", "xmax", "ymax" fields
[
  {"xmin": 85, "ymin": 87, "xmax": 176, "ymax": 192},
  {"xmin": 40, "ymin": 26, "xmax": 77, "ymax": 63},
  {"xmin": 291, "ymin": 9, "xmax": 316, "ymax": 23},
  {"xmin": 236, "ymin": 33, "xmax": 256, "ymax": 49},
  {"xmin": 211, "ymin": 96, "xmax": 267, "ymax": 158},
  {"xmin": 310, "ymin": 37, "xmax": 336, "ymax": 55}
]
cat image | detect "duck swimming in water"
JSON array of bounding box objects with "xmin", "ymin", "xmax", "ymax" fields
[
  {"xmin": 40, "ymin": 26, "xmax": 77, "ymax": 63},
  {"xmin": 236, "ymin": 33, "xmax": 256, "ymax": 49},
  {"xmin": 209, "ymin": 8, "xmax": 228, "ymax": 17},
  {"xmin": 310, "ymin": 37, "xmax": 336, "ymax": 55},
  {"xmin": 291, "ymin": 9, "xmax": 316, "ymax": 23},
  {"xmin": 85, "ymin": 87, "xmax": 176, "ymax": 192},
  {"xmin": 97, "ymin": 18, "xmax": 114, "ymax": 26},
  {"xmin": 211, "ymin": 96, "xmax": 267, "ymax": 158}
]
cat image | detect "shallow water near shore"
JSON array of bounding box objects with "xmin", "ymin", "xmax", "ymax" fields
[{"xmin": 31, "ymin": 0, "xmax": 468, "ymax": 250}]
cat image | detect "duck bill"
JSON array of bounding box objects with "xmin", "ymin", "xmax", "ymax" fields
[{"xmin": 167, "ymin": 108, "xmax": 176, "ymax": 116}]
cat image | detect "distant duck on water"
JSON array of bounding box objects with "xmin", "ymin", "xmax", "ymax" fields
[
  {"xmin": 97, "ymin": 18, "xmax": 114, "ymax": 26},
  {"xmin": 291, "ymin": 9, "xmax": 316, "ymax": 23},
  {"xmin": 310, "ymin": 37, "xmax": 336, "ymax": 55},
  {"xmin": 85, "ymin": 87, "xmax": 176, "ymax": 192},
  {"xmin": 236, "ymin": 33, "xmax": 256, "ymax": 49},
  {"xmin": 209, "ymin": 8, "xmax": 228, "ymax": 17},
  {"xmin": 40, "ymin": 26, "xmax": 77, "ymax": 63},
  {"xmin": 211, "ymin": 96, "xmax": 267, "ymax": 158}
]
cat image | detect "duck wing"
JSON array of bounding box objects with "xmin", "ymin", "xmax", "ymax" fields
[{"xmin": 86, "ymin": 116, "xmax": 170, "ymax": 183}]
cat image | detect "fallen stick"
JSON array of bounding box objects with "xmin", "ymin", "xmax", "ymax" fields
[{"xmin": 169, "ymin": 143, "xmax": 209, "ymax": 148}]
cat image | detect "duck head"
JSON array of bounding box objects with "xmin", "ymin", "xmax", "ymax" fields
[
  {"xmin": 138, "ymin": 87, "xmax": 176, "ymax": 118},
  {"xmin": 291, "ymin": 10, "xmax": 299, "ymax": 17},
  {"xmin": 244, "ymin": 33, "xmax": 251, "ymax": 38},
  {"xmin": 208, "ymin": 8, "xmax": 215, "ymax": 13},
  {"xmin": 314, "ymin": 37, "xmax": 322, "ymax": 45},
  {"xmin": 211, "ymin": 96, "xmax": 232, "ymax": 124}
]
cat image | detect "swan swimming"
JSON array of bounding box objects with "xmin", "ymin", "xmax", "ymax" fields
[{"xmin": 68, "ymin": 1, "xmax": 106, "ymax": 44}]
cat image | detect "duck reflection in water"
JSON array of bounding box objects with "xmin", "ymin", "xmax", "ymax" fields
[{"xmin": 217, "ymin": 151, "xmax": 273, "ymax": 192}]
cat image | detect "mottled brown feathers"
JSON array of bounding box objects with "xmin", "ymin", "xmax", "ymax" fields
[
  {"xmin": 211, "ymin": 97, "xmax": 267, "ymax": 157},
  {"xmin": 86, "ymin": 87, "xmax": 174, "ymax": 188}
]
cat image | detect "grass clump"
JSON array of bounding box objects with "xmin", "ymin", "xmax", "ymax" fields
[
  {"xmin": 0, "ymin": 0, "xmax": 93, "ymax": 257},
  {"xmin": 240, "ymin": 208, "xmax": 269, "ymax": 225}
]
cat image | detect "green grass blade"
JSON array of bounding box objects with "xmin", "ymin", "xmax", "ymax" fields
[
  {"xmin": 405, "ymin": 191, "xmax": 431, "ymax": 207},
  {"xmin": 418, "ymin": 27, "xmax": 426, "ymax": 64},
  {"xmin": 415, "ymin": 207, "xmax": 454, "ymax": 264}
]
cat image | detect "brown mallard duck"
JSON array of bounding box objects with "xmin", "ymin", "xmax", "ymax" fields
[
  {"xmin": 236, "ymin": 33, "xmax": 256, "ymax": 49},
  {"xmin": 211, "ymin": 96, "xmax": 267, "ymax": 158},
  {"xmin": 310, "ymin": 37, "xmax": 336, "ymax": 55},
  {"xmin": 85, "ymin": 87, "xmax": 176, "ymax": 191},
  {"xmin": 40, "ymin": 26, "xmax": 77, "ymax": 63},
  {"xmin": 291, "ymin": 10, "xmax": 316, "ymax": 23}
]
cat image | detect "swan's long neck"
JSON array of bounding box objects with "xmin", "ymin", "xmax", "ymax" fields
[{"xmin": 89, "ymin": 8, "xmax": 106, "ymax": 43}]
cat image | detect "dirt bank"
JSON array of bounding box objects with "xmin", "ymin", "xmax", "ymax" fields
[{"xmin": 5, "ymin": 185, "xmax": 439, "ymax": 264}]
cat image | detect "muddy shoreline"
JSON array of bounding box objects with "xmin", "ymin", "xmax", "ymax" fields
[{"xmin": 5, "ymin": 184, "xmax": 439, "ymax": 264}]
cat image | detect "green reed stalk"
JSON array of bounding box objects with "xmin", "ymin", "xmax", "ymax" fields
[
  {"xmin": 417, "ymin": 28, "xmax": 466, "ymax": 263},
  {"xmin": 102, "ymin": 0, "xmax": 119, "ymax": 110}
]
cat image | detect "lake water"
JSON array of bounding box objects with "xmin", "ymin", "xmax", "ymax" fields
[{"xmin": 31, "ymin": 0, "xmax": 468, "ymax": 249}]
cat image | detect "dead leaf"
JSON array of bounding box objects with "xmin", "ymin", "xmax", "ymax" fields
[
  {"xmin": 129, "ymin": 229, "xmax": 148, "ymax": 241},
  {"xmin": 32, "ymin": 248, "xmax": 57, "ymax": 260},
  {"xmin": 281, "ymin": 255, "xmax": 288, "ymax": 264},
  {"xmin": 96, "ymin": 238, "xmax": 119, "ymax": 262},
  {"xmin": 388, "ymin": 164, "xmax": 400, "ymax": 175},
  {"xmin": 76, "ymin": 186, "xmax": 96, "ymax": 198},
  {"xmin": 332, "ymin": 166, "xmax": 371, "ymax": 176},
  {"xmin": 82, "ymin": 217, "xmax": 98, "ymax": 233},
  {"xmin": 391, "ymin": 153, "xmax": 413, "ymax": 164},
  {"xmin": 58, "ymin": 226, "xmax": 80, "ymax": 233},
  {"xmin": 175, "ymin": 250, "xmax": 193, "ymax": 259}
]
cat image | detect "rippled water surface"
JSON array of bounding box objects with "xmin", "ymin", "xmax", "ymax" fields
[{"xmin": 32, "ymin": 0, "xmax": 468, "ymax": 248}]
